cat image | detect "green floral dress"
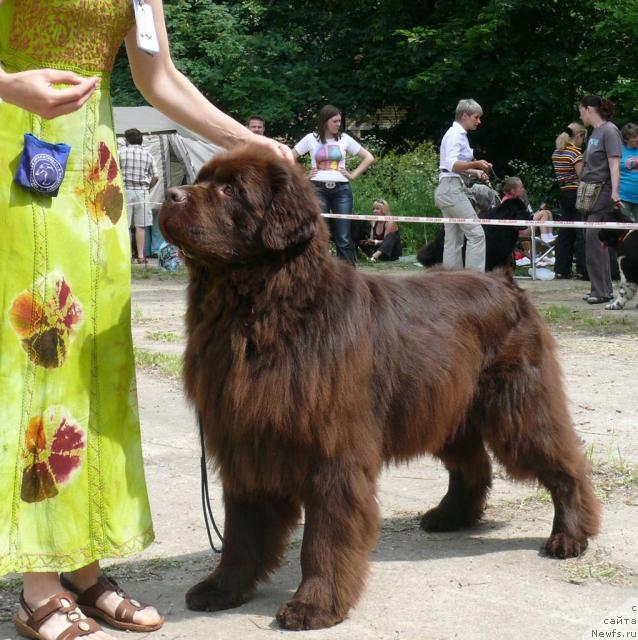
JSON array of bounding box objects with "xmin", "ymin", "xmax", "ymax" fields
[{"xmin": 0, "ymin": 0, "xmax": 154, "ymax": 574}]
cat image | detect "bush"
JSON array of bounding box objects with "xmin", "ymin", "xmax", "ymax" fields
[{"xmin": 349, "ymin": 141, "xmax": 441, "ymax": 254}]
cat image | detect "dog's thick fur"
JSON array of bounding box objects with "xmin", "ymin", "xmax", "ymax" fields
[
  {"xmin": 599, "ymin": 210, "xmax": 638, "ymax": 310},
  {"xmin": 159, "ymin": 148, "xmax": 600, "ymax": 631},
  {"xmin": 417, "ymin": 197, "xmax": 530, "ymax": 270}
]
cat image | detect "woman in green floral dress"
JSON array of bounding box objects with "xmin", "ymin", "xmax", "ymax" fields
[{"xmin": 0, "ymin": 1, "xmax": 291, "ymax": 638}]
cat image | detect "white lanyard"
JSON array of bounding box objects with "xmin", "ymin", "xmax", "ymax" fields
[{"xmin": 132, "ymin": 0, "xmax": 160, "ymax": 55}]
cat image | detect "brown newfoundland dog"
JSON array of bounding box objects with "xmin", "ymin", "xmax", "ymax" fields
[{"xmin": 159, "ymin": 148, "xmax": 600, "ymax": 631}]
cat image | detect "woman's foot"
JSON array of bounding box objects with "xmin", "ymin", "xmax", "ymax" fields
[
  {"xmin": 62, "ymin": 570, "xmax": 163, "ymax": 631},
  {"xmin": 15, "ymin": 590, "xmax": 113, "ymax": 640}
]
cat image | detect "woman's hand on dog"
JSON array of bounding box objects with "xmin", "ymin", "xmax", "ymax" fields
[{"xmin": 249, "ymin": 134, "xmax": 294, "ymax": 163}]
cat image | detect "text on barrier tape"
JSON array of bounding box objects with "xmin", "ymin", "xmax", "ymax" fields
[{"xmin": 320, "ymin": 213, "xmax": 638, "ymax": 230}]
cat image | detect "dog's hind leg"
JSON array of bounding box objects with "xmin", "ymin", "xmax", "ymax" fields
[
  {"xmin": 482, "ymin": 360, "xmax": 600, "ymax": 559},
  {"xmin": 276, "ymin": 461, "xmax": 379, "ymax": 630},
  {"xmin": 186, "ymin": 493, "xmax": 300, "ymax": 612},
  {"xmin": 421, "ymin": 433, "xmax": 492, "ymax": 532}
]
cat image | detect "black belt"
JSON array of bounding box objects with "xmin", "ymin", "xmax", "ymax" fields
[{"xmin": 312, "ymin": 180, "xmax": 345, "ymax": 189}]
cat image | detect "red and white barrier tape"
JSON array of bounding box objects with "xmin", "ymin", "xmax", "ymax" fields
[
  {"xmin": 321, "ymin": 213, "xmax": 638, "ymax": 230},
  {"xmin": 132, "ymin": 204, "xmax": 638, "ymax": 231}
]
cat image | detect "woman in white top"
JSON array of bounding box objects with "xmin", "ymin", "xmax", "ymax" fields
[
  {"xmin": 434, "ymin": 99, "xmax": 492, "ymax": 271},
  {"xmin": 293, "ymin": 105, "xmax": 374, "ymax": 265}
]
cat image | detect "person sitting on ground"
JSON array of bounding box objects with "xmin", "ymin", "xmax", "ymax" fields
[
  {"xmin": 356, "ymin": 199, "xmax": 402, "ymax": 262},
  {"xmin": 502, "ymin": 177, "xmax": 555, "ymax": 244}
]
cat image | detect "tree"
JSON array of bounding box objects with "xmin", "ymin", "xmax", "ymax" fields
[{"xmin": 111, "ymin": 0, "xmax": 638, "ymax": 171}]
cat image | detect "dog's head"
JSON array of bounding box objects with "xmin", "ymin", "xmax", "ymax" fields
[
  {"xmin": 598, "ymin": 207, "xmax": 634, "ymax": 248},
  {"xmin": 159, "ymin": 147, "xmax": 321, "ymax": 264}
]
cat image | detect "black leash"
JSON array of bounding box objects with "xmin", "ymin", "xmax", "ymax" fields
[{"xmin": 198, "ymin": 412, "xmax": 224, "ymax": 553}]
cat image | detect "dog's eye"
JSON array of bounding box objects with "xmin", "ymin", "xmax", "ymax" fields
[{"xmin": 222, "ymin": 185, "xmax": 234, "ymax": 197}]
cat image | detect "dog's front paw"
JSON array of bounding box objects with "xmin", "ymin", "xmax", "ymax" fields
[
  {"xmin": 186, "ymin": 578, "xmax": 252, "ymax": 612},
  {"xmin": 605, "ymin": 300, "xmax": 623, "ymax": 310},
  {"xmin": 420, "ymin": 506, "xmax": 477, "ymax": 532},
  {"xmin": 276, "ymin": 600, "xmax": 343, "ymax": 630},
  {"xmin": 545, "ymin": 533, "xmax": 588, "ymax": 559}
]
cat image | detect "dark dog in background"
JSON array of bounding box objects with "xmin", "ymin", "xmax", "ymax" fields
[
  {"xmin": 160, "ymin": 148, "xmax": 599, "ymax": 631},
  {"xmin": 599, "ymin": 209, "xmax": 638, "ymax": 310},
  {"xmin": 350, "ymin": 218, "xmax": 372, "ymax": 246},
  {"xmin": 417, "ymin": 196, "xmax": 529, "ymax": 270}
]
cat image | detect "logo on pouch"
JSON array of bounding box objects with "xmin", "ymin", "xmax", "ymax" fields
[{"xmin": 30, "ymin": 154, "xmax": 64, "ymax": 193}]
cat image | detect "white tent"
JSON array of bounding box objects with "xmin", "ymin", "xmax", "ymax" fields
[
  {"xmin": 114, "ymin": 105, "xmax": 222, "ymax": 198},
  {"xmin": 113, "ymin": 106, "xmax": 222, "ymax": 255}
]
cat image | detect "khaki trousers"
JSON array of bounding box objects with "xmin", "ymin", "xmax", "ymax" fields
[{"xmin": 434, "ymin": 177, "xmax": 485, "ymax": 271}]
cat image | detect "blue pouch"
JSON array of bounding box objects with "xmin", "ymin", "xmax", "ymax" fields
[{"xmin": 14, "ymin": 133, "xmax": 71, "ymax": 197}]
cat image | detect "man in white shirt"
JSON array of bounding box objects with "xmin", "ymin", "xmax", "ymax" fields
[{"xmin": 434, "ymin": 99, "xmax": 492, "ymax": 271}]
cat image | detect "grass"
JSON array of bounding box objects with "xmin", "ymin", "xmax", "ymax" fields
[
  {"xmin": 0, "ymin": 577, "xmax": 21, "ymax": 593},
  {"xmin": 134, "ymin": 347, "xmax": 182, "ymax": 379},
  {"xmin": 358, "ymin": 259, "xmax": 423, "ymax": 273},
  {"xmin": 592, "ymin": 459, "xmax": 638, "ymax": 500},
  {"xmin": 565, "ymin": 550, "xmax": 638, "ymax": 587},
  {"xmin": 131, "ymin": 265, "xmax": 187, "ymax": 281},
  {"xmin": 542, "ymin": 304, "xmax": 638, "ymax": 335},
  {"xmin": 131, "ymin": 303, "xmax": 144, "ymax": 323},
  {"xmin": 146, "ymin": 330, "xmax": 182, "ymax": 343},
  {"xmin": 106, "ymin": 557, "xmax": 188, "ymax": 582}
]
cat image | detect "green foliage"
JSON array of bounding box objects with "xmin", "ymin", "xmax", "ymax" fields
[
  {"xmin": 397, "ymin": 0, "xmax": 638, "ymax": 168},
  {"xmin": 350, "ymin": 142, "xmax": 440, "ymax": 254}
]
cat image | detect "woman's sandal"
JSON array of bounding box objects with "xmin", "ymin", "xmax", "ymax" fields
[
  {"xmin": 60, "ymin": 575, "xmax": 164, "ymax": 632},
  {"xmin": 14, "ymin": 591, "xmax": 101, "ymax": 640}
]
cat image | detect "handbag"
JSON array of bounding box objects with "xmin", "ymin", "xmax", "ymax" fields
[{"xmin": 575, "ymin": 181, "xmax": 604, "ymax": 216}]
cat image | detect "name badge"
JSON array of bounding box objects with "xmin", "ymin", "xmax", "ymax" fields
[
  {"xmin": 14, "ymin": 134, "xmax": 71, "ymax": 198},
  {"xmin": 132, "ymin": 0, "xmax": 160, "ymax": 55}
]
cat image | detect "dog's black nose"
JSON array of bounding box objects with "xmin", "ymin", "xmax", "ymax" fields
[{"xmin": 167, "ymin": 187, "xmax": 187, "ymax": 204}]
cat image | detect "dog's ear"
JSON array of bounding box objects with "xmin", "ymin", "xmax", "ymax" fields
[{"xmin": 260, "ymin": 162, "xmax": 319, "ymax": 252}]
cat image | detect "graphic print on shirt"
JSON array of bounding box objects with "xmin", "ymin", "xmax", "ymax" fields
[
  {"xmin": 625, "ymin": 154, "xmax": 638, "ymax": 171},
  {"xmin": 315, "ymin": 144, "xmax": 343, "ymax": 172}
]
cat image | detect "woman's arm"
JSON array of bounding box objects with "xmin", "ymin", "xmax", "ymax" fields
[
  {"xmin": 126, "ymin": 0, "xmax": 291, "ymax": 160},
  {"xmin": 342, "ymin": 147, "xmax": 374, "ymax": 180},
  {"xmin": 0, "ymin": 67, "xmax": 98, "ymax": 119},
  {"xmin": 574, "ymin": 157, "xmax": 583, "ymax": 178},
  {"xmin": 608, "ymin": 156, "xmax": 620, "ymax": 202}
]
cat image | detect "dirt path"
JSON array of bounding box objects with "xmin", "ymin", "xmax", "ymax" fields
[{"xmin": 1, "ymin": 269, "xmax": 637, "ymax": 640}]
